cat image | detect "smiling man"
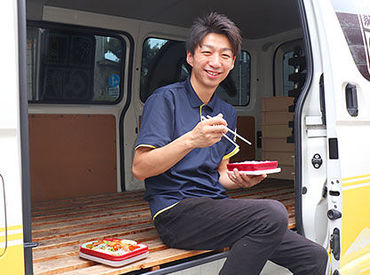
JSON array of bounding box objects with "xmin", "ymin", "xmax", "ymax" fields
[
  {"xmin": 186, "ymin": 32, "xmax": 235, "ymax": 102},
  {"xmin": 132, "ymin": 12, "xmax": 327, "ymax": 275}
]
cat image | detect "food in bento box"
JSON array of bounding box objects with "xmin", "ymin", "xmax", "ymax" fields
[
  {"xmin": 79, "ymin": 238, "xmax": 149, "ymax": 267},
  {"xmin": 84, "ymin": 239, "xmax": 140, "ymax": 255},
  {"xmin": 227, "ymin": 161, "xmax": 280, "ymax": 175}
]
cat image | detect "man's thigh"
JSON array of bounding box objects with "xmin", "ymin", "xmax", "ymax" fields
[{"xmin": 154, "ymin": 197, "xmax": 287, "ymax": 250}]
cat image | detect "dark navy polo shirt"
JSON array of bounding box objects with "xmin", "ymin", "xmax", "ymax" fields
[{"xmin": 135, "ymin": 77, "xmax": 239, "ymax": 218}]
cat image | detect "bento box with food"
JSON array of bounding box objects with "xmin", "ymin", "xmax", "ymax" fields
[
  {"xmin": 79, "ymin": 238, "xmax": 149, "ymax": 267},
  {"xmin": 227, "ymin": 160, "xmax": 281, "ymax": 175}
]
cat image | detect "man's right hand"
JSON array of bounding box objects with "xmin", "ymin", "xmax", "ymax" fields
[{"xmin": 189, "ymin": 114, "xmax": 228, "ymax": 148}]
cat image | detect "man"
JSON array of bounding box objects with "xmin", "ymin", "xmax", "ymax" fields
[{"xmin": 132, "ymin": 12, "xmax": 327, "ymax": 275}]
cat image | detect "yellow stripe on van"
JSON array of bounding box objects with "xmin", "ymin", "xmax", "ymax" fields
[
  {"xmin": 0, "ymin": 233, "xmax": 23, "ymax": 243},
  {"xmin": 342, "ymin": 178, "xmax": 370, "ymax": 188},
  {"xmin": 0, "ymin": 225, "xmax": 23, "ymax": 232},
  {"xmin": 343, "ymin": 174, "xmax": 370, "ymax": 182}
]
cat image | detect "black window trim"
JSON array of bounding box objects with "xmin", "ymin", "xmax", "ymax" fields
[
  {"xmin": 272, "ymin": 38, "xmax": 305, "ymax": 97},
  {"xmin": 139, "ymin": 36, "xmax": 185, "ymax": 103},
  {"xmin": 27, "ymin": 20, "xmax": 129, "ymax": 105},
  {"xmin": 232, "ymin": 50, "xmax": 251, "ymax": 106}
]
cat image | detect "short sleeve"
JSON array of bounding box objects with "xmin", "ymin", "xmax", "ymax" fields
[
  {"xmin": 222, "ymin": 107, "xmax": 239, "ymax": 159},
  {"xmin": 135, "ymin": 91, "xmax": 175, "ymax": 150}
]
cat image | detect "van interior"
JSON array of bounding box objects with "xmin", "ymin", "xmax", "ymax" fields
[{"xmin": 26, "ymin": 0, "xmax": 308, "ymax": 274}]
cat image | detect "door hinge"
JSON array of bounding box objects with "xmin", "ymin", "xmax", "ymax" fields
[
  {"xmin": 24, "ymin": 242, "xmax": 38, "ymax": 249},
  {"xmin": 330, "ymin": 228, "xmax": 340, "ymax": 261}
]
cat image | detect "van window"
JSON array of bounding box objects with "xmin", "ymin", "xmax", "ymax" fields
[
  {"xmin": 27, "ymin": 24, "xmax": 126, "ymax": 104},
  {"xmin": 274, "ymin": 40, "xmax": 306, "ymax": 97},
  {"xmin": 330, "ymin": 0, "xmax": 370, "ymax": 81},
  {"xmin": 140, "ymin": 37, "xmax": 250, "ymax": 105}
]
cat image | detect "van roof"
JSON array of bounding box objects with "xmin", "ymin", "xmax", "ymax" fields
[{"xmin": 28, "ymin": 0, "xmax": 301, "ymax": 39}]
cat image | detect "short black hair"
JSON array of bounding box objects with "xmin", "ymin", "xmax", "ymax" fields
[{"xmin": 186, "ymin": 12, "xmax": 242, "ymax": 57}]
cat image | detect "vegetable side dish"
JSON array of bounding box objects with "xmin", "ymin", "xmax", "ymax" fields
[{"xmin": 83, "ymin": 239, "xmax": 141, "ymax": 256}]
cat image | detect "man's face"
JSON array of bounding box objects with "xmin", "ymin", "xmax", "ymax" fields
[{"xmin": 187, "ymin": 33, "xmax": 236, "ymax": 92}]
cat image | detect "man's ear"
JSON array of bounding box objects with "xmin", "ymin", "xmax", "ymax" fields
[
  {"xmin": 186, "ymin": 51, "xmax": 194, "ymax": 67},
  {"xmin": 230, "ymin": 56, "xmax": 236, "ymax": 70}
]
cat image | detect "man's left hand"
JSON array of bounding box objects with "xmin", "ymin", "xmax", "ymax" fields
[{"xmin": 228, "ymin": 168, "xmax": 267, "ymax": 188}]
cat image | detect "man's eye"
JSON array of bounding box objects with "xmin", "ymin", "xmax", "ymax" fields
[
  {"xmin": 222, "ymin": 54, "xmax": 231, "ymax": 59},
  {"xmin": 202, "ymin": 51, "xmax": 211, "ymax": 55}
]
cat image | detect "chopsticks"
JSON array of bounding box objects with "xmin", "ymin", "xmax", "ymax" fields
[{"xmin": 201, "ymin": 115, "xmax": 252, "ymax": 147}]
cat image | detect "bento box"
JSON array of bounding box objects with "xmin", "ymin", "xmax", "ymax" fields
[
  {"xmin": 227, "ymin": 161, "xmax": 280, "ymax": 175},
  {"xmin": 79, "ymin": 238, "xmax": 149, "ymax": 267}
]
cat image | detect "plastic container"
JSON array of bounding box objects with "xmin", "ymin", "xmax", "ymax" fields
[
  {"xmin": 227, "ymin": 161, "xmax": 280, "ymax": 175},
  {"xmin": 79, "ymin": 238, "xmax": 149, "ymax": 267}
]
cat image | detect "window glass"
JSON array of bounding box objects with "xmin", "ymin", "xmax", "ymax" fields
[
  {"xmin": 282, "ymin": 46, "xmax": 306, "ymax": 96},
  {"xmin": 140, "ymin": 37, "xmax": 250, "ymax": 105},
  {"xmin": 27, "ymin": 25, "xmax": 125, "ymax": 103},
  {"xmin": 330, "ymin": 0, "xmax": 370, "ymax": 81},
  {"xmin": 282, "ymin": 51, "xmax": 295, "ymax": 96}
]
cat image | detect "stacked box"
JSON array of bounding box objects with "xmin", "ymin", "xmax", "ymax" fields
[{"xmin": 261, "ymin": 97, "xmax": 295, "ymax": 180}]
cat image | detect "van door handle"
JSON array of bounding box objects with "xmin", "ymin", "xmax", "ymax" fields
[{"xmin": 345, "ymin": 83, "xmax": 358, "ymax": 117}]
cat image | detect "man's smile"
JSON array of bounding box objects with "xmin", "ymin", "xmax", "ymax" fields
[{"xmin": 205, "ymin": 70, "xmax": 222, "ymax": 77}]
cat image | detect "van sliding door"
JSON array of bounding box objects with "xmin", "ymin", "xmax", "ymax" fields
[
  {"xmin": 0, "ymin": 0, "xmax": 27, "ymax": 274},
  {"xmin": 305, "ymin": 0, "xmax": 370, "ymax": 273}
]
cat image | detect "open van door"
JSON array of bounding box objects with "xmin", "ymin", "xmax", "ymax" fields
[
  {"xmin": 0, "ymin": 0, "xmax": 27, "ymax": 274},
  {"xmin": 302, "ymin": 0, "xmax": 370, "ymax": 274}
]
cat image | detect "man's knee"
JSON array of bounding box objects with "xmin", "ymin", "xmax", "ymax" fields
[
  {"xmin": 253, "ymin": 200, "xmax": 289, "ymax": 241},
  {"xmin": 310, "ymin": 243, "xmax": 328, "ymax": 273},
  {"xmin": 264, "ymin": 200, "xmax": 289, "ymax": 232}
]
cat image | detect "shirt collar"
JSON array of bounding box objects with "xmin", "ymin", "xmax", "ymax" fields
[{"xmin": 185, "ymin": 76, "xmax": 217, "ymax": 111}]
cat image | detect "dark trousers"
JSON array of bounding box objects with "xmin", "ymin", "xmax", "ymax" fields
[{"xmin": 154, "ymin": 197, "xmax": 328, "ymax": 275}]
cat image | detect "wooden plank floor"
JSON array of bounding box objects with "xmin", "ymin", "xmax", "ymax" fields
[{"xmin": 32, "ymin": 179, "xmax": 295, "ymax": 275}]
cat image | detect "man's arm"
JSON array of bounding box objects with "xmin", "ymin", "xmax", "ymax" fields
[
  {"xmin": 132, "ymin": 115, "xmax": 227, "ymax": 181},
  {"xmin": 218, "ymin": 158, "xmax": 267, "ymax": 189}
]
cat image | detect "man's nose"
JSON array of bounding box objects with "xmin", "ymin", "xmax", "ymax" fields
[{"xmin": 209, "ymin": 54, "xmax": 221, "ymax": 67}]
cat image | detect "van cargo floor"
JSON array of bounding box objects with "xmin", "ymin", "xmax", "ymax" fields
[{"xmin": 31, "ymin": 178, "xmax": 295, "ymax": 274}]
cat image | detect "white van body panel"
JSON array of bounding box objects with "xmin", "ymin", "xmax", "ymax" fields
[{"xmin": 0, "ymin": 0, "xmax": 25, "ymax": 273}]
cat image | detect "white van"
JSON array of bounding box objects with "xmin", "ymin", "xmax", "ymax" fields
[{"xmin": 0, "ymin": 0, "xmax": 369, "ymax": 274}]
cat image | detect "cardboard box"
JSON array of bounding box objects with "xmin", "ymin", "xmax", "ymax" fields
[
  {"xmin": 261, "ymin": 111, "xmax": 294, "ymax": 125},
  {"xmin": 261, "ymin": 97, "xmax": 295, "ymax": 181},
  {"xmin": 261, "ymin": 96, "xmax": 294, "ymax": 112},
  {"xmin": 262, "ymin": 151, "xmax": 295, "ymax": 166},
  {"xmin": 262, "ymin": 138, "xmax": 294, "ymax": 152},
  {"xmin": 262, "ymin": 125, "xmax": 292, "ymax": 138}
]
